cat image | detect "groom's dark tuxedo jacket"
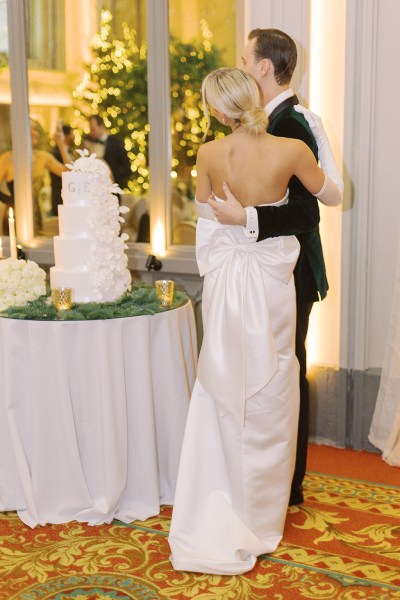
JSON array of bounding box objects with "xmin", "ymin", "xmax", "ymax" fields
[{"xmin": 255, "ymin": 97, "xmax": 328, "ymax": 303}]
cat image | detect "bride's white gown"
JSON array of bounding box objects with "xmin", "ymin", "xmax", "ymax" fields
[{"xmin": 168, "ymin": 196, "xmax": 300, "ymax": 575}]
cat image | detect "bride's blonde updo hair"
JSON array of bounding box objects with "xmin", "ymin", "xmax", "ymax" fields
[{"xmin": 201, "ymin": 67, "xmax": 268, "ymax": 138}]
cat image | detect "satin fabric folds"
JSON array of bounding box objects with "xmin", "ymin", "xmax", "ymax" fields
[{"xmin": 169, "ymin": 202, "xmax": 301, "ymax": 575}]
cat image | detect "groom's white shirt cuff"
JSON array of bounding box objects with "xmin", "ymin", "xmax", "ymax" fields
[{"xmin": 244, "ymin": 207, "xmax": 258, "ymax": 238}]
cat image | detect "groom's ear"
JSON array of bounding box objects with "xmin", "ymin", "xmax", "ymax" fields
[{"xmin": 260, "ymin": 58, "xmax": 273, "ymax": 78}]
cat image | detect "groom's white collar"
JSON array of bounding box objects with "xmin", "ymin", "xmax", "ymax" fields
[{"xmin": 265, "ymin": 89, "xmax": 295, "ymax": 117}]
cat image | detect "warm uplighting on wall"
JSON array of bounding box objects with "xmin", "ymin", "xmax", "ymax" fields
[
  {"xmin": 152, "ymin": 222, "xmax": 166, "ymax": 258},
  {"xmin": 307, "ymin": 0, "xmax": 345, "ymax": 368}
]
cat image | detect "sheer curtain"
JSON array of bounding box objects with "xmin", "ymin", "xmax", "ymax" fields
[{"xmin": 369, "ymin": 238, "xmax": 400, "ymax": 466}]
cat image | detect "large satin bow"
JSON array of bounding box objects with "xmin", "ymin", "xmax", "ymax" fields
[{"xmin": 196, "ymin": 218, "xmax": 300, "ymax": 425}]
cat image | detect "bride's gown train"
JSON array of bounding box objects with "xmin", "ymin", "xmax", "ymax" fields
[{"xmin": 168, "ymin": 196, "xmax": 300, "ymax": 575}]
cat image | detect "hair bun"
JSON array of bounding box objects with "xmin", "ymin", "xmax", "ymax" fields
[{"xmin": 240, "ymin": 107, "xmax": 268, "ymax": 135}]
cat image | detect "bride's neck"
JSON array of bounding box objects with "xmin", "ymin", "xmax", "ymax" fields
[{"xmin": 231, "ymin": 122, "xmax": 243, "ymax": 134}]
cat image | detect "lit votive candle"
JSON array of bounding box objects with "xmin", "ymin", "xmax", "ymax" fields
[
  {"xmin": 8, "ymin": 208, "xmax": 17, "ymax": 260},
  {"xmin": 53, "ymin": 287, "xmax": 73, "ymax": 311},
  {"xmin": 155, "ymin": 279, "xmax": 175, "ymax": 307}
]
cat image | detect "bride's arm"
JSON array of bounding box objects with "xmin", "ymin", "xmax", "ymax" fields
[
  {"xmin": 195, "ymin": 145, "xmax": 212, "ymax": 203},
  {"xmin": 294, "ymin": 105, "xmax": 344, "ymax": 200},
  {"xmin": 292, "ymin": 141, "xmax": 342, "ymax": 207}
]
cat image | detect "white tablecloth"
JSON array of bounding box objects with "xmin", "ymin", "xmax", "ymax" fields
[{"xmin": 0, "ymin": 302, "xmax": 197, "ymax": 527}]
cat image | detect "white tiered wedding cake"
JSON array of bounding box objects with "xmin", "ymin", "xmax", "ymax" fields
[{"xmin": 50, "ymin": 150, "xmax": 132, "ymax": 303}]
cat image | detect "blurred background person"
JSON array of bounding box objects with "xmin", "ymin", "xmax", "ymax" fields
[
  {"xmin": 0, "ymin": 119, "xmax": 70, "ymax": 234},
  {"xmin": 84, "ymin": 115, "xmax": 131, "ymax": 190}
]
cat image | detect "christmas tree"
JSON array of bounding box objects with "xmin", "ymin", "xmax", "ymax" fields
[
  {"xmin": 73, "ymin": 10, "xmax": 227, "ymax": 196},
  {"xmin": 73, "ymin": 10, "xmax": 148, "ymax": 195}
]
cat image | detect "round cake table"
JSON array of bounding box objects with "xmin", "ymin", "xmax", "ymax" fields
[{"xmin": 0, "ymin": 301, "xmax": 197, "ymax": 527}]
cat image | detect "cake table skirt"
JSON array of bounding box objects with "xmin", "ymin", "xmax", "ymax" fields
[{"xmin": 0, "ymin": 302, "xmax": 197, "ymax": 527}]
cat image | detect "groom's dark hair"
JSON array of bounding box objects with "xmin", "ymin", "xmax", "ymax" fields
[{"xmin": 248, "ymin": 28, "xmax": 297, "ymax": 85}]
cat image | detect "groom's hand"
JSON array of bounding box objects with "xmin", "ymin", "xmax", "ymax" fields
[{"xmin": 207, "ymin": 182, "xmax": 246, "ymax": 226}]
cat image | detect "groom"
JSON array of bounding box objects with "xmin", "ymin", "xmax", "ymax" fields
[{"xmin": 208, "ymin": 28, "xmax": 342, "ymax": 506}]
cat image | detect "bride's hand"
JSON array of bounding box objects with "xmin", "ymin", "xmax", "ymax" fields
[
  {"xmin": 294, "ymin": 104, "xmax": 327, "ymax": 141},
  {"xmin": 207, "ymin": 182, "xmax": 246, "ymax": 226}
]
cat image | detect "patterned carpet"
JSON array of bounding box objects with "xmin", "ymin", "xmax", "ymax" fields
[{"xmin": 1, "ymin": 447, "xmax": 400, "ymax": 599}]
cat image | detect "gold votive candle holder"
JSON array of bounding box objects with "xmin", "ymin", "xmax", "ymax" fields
[
  {"xmin": 155, "ymin": 279, "xmax": 174, "ymax": 307},
  {"xmin": 53, "ymin": 287, "xmax": 73, "ymax": 311}
]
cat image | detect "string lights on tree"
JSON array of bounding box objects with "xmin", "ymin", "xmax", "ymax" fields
[{"xmin": 73, "ymin": 11, "xmax": 227, "ymax": 197}]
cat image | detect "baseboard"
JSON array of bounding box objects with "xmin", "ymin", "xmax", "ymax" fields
[{"xmin": 308, "ymin": 366, "xmax": 382, "ymax": 452}]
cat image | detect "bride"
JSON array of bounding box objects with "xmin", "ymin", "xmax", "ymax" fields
[{"xmin": 168, "ymin": 67, "xmax": 341, "ymax": 575}]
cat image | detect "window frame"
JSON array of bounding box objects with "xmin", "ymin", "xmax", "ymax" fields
[{"xmin": 6, "ymin": 0, "xmax": 242, "ymax": 272}]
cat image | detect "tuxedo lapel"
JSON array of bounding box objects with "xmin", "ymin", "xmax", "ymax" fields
[{"xmin": 267, "ymin": 95, "xmax": 299, "ymax": 131}]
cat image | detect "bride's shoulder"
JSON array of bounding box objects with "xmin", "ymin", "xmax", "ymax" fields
[
  {"xmin": 199, "ymin": 137, "xmax": 224, "ymax": 150},
  {"xmin": 197, "ymin": 138, "xmax": 223, "ymax": 159}
]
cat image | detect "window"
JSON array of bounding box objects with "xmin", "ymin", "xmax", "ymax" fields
[
  {"xmin": 26, "ymin": 0, "xmax": 148, "ymax": 239},
  {"xmin": 6, "ymin": 0, "xmax": 238, "ymax": 252},
  {"xmin": 26, "ymin": 0, "xmax": 65, "ymax": 70},
  {"xmin": 169, "ymin": 0, "xmax": 236, "ymax": 245}
]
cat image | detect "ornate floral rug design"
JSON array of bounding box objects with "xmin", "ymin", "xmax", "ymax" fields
[{"xmin": 1, "ymin": 464, "xmax": 400, "ymax": 599}]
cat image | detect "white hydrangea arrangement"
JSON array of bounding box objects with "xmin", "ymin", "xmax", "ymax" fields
[
  {"xmin": 67, "ymin": 150, "xmax": 132, "ymax": 301},
  {"xmin": 0, "ymin": 258, "xmax": 46, "ymax": 311}
]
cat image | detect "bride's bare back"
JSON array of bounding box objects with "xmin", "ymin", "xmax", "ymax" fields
[{"xmin": 196, "ymin": 130, "xmax": 324, "ymax": 206}]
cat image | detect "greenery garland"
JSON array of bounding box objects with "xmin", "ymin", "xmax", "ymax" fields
[{"xmin": 0, "ymin": 284, "xmax": 188, "ymax": 321}]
